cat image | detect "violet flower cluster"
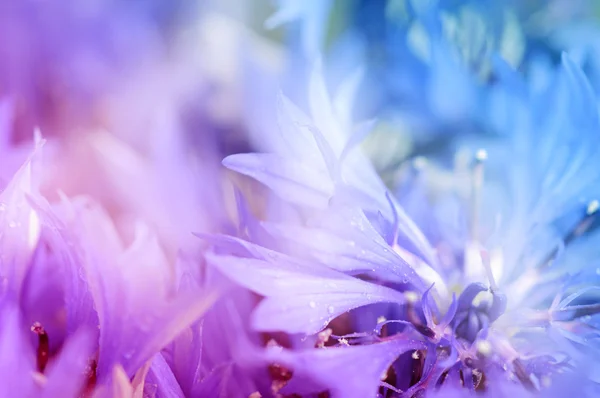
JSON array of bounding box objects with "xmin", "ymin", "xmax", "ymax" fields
[{"xmin": 1, "ymin": 1, "xmax": 600, "ymax": 398}]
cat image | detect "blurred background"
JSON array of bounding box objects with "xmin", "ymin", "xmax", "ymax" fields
[{"xmin": 2, "ymin": 0, "xmax": 600, "ymax": 230}]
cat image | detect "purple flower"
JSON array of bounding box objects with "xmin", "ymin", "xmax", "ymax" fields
[
  {"xmin": 0, "ymin": 0, "xmax": 192, "ymax": 138},
  {"xmin": 0, "ymin": 140, "xmax": 221, "ymax": 396},
  {"xmin": 0, "ymin": 303, "xmax": 94, "ymax": 397}
]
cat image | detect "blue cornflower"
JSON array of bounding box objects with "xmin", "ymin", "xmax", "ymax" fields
[{"xmin": 211, "ymin": 53, "xmax": 600, "ymax": 397}]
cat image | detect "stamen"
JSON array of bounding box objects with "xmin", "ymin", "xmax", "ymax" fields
[
  {"xmin": 464, "ymin": 150, "xmax": 503, "ymax": 290},
  {"xmin": 436, "ymin": 370, "xmax": 450, "ymax": 388},
  {"xmin": 380, "ymin": 381, "xmax": 402, "ymax": 395},
  {"xmin": 567, "ymin": 200, "xmax": 599, "ymax": 243},
  {"xmin": 540, "ymin": 200, "xmax": 600, "ymax": 267},
  {"xmin": 331, "ymin": 331, "xmax": 375, "ymax": 340},
  {"xmin": 470, "ymin": 149, "xmax": 487, "ymax": 243},
  {"xmin": 414, "ymin": 324, "xmax": 437, "ymax": 339},
  {"xmin": 374, "ymin": 319, "xmax": 415, "ymax": 336},
  {"xmin": 551, "ymin": 302, "xmax": 600, "ymax": 322},
  {"xmin": 31, "ymin": 322, "xmax": 49, "ymax": 373},
  {"xmin": 512, "ymin": 358, "xmax": 537, "ymax": 392},
  {"xmin": 409, "ymin": 350, "xmax": 426, "ymax": 387},
  {"xmin": 268, "ymin": 363, "xmax": 293, "ymax": 395},
  {"xmin": 315, "ymin": 328, "xmax": 332, "ymax": 348},
  {"xmin": 473, "ymin": 369, "xmax": 486, "ymax": 391},
  {"xmin": 480, "ymin": 250, "xmax": 498, "ymax": 292},
  {"xmin": 380, "ymin": 365, "xmax": 400, "ymax": 397},
  {"xmin": 83, "ymin": 359, "xmax": 98, "ymax": 394}
]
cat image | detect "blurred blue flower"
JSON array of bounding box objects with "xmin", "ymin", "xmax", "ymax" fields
[{"xmin": 266, "ymin": 0, "xmax": 600, "ymax": 164}]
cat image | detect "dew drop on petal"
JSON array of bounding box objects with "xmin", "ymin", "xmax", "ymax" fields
[
  {"xmin": 541, "ymin": 376, "xmax": 552, "ymax": 388},
  {"xmin": 78, "ymin": 267, "xmax": 87, "ymax": 282},
  {"xmin": 309, "ymin": 301, "xmax": 316, "ymax": 308},
  {"xmin": 327, "ymin": 306, "xmax": 334, "ymax": 314}
]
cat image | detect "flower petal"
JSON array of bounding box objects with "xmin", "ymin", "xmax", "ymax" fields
[
  {"xmin": 223, "ymin": 153, "xmax": 334, "ymax": 209},
  {"xmin": 41, "ymin": 330, "xmax": 94, "ymax": 398},
  {"xmin": 206, "ymin": 250, "xmax": 405, "ymax": 334},
  {"xmin": 267, "ymin": 337, "xmax": 426, "ymax": 398}
]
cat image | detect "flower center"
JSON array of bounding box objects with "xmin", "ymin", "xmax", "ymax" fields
[
  {"xmin": 453, "ymin": 283, "xmax": 507, "ymax": 343},
  {"xmin": 30, "ymin": 322, "xmax": 98, "ymax": 395}
]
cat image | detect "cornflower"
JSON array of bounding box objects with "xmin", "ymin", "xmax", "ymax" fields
[{"xmin": 210, "ymin": 52, "xmax": 600, "ymax": 397}]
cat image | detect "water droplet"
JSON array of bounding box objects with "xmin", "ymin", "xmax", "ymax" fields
[
  {"xmin": 405, "ymin": 291, "xmax": 419, "ymax": 303},
  {"xmin": 327, "ymin": 306, "xmax": 335, "ymax": 314},
  {"xmin": 309, "ymin": 301, "xmax": 316, "ymax": 308},
  {"xmin": 78, "ymin": 267, "xmax": 87, "ymax": 282},
  {"xmin": 8, "ymin": 221, "xmax": 17, "ymax": 228},
  {"xmin": 541, "ymin": 376, "xmax": 552, "ymax": 388},
  {"xmin": 0, "ymin": 203, "xmax": 6, "ymax": 212},
  {"xmin": 596, "ymin": 268, "xmax": 600, "ymax": 276}
]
